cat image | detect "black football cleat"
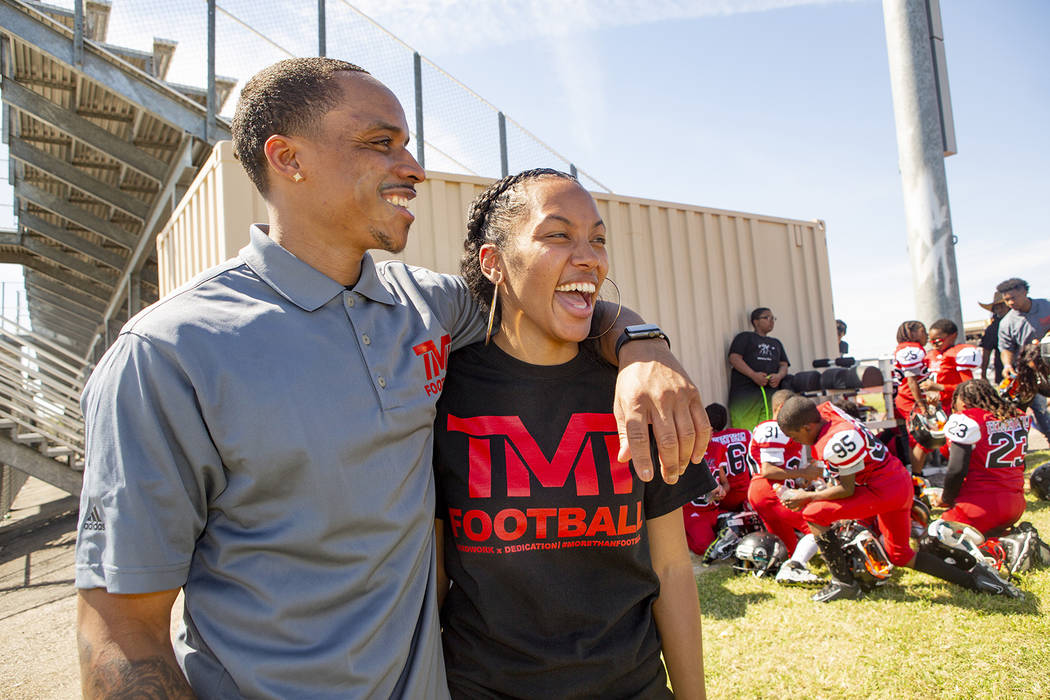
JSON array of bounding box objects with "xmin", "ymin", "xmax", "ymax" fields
[
  {"xmin": 971, "ymin": 564, "xmax": 1024, "ymax": 599},
  {"xmin": 811, "ymin": 579, "xmax": 863, "ymax": 603}
]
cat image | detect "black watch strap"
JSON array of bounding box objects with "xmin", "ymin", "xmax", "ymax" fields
[{"xmin": 615, "ymin": 324, "xmax": 670, "ymax": 357}]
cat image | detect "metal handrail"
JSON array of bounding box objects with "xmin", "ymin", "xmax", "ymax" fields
[
  {"xmin": 0, "ymin": 380, "xmax": 82, "ymax": 428},
  {"xmin": 0, "ymin": 318, "xmax": 87, "ymax": 382},
  {"xmin": 0, "ymin": 342, "xmax": 84, "ymax": 396},
  {"xmin": 0, "ymin": 353, "xmax": 83, "ymax": 416},
  {"xmin": 0, "ymin": 317, "xmax": 86, "ymax": 459},
  {"xmin": 0, "ymin": 374, "xmax": 83, "ymax": 431},
  {"xmin": 0, "ymin": 390, "xmax": 82, "ymax": 437},
  {"xmin": 0, "ymin": 356, "xmax": 84, "ymax": 409},
  {"xmin": 0, "ymin": 388, "xmax": 84, "ymax": 441},
  {"xmin": 0, "ymin": 406, "xmax": 83, "ymax": 454}
]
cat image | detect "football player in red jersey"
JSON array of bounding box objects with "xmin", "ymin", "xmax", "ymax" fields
[
  {"xmin": 683, "ymin": 403, "xmax": 747, "ymax": 555},
  {"xmin": 892, "ymin": 320, "xmax": 936, "ymax": 474},
  {"xmin": 683, "ymin": 434, "xmax": 730, "ymax": 555},
  {"xmin": 746, "ymin": 391, "xmax": 821, "ymax": 557},
  {"xmin": 930, "ymin": 379, "xmax": 1027, "ymax": 536},
  {"xmin": 777, "ymin": 396, "xmax": 1021, "ymax": 601},
  {"xmin": 926, "ymin": 319, "xmax": 982, "ymax": 414},
  {"xmin": 706, "ymin": 403, "xmax": 753, "ymax": 512}
]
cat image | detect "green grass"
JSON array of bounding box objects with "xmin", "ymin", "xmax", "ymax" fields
[{"xmin": 695, "ymin": 450, "xmax": 1050, "ymax": 700}]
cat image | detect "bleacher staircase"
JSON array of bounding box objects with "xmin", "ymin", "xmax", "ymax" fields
[{"xmin": 0, "ymin": 317, "xmax": 84, "ymax": 518}]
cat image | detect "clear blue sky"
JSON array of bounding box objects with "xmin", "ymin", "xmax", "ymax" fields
[
  {"xmin": 3, "ymin": 0, "xmax": 1047, "ymax": 360},
  {"xmin": 348, "ymin": 0, "xmax": 1049, "ymax": 359}
]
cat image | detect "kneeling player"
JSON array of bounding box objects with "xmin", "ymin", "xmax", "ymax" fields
[
  {"xmin": 931, "ymin": 379, "xmax": 1028, "ymax": 536},
  {"xmin": 707, "ymin": 403, "xmax": 752, "ymax": 511},
  {"xmin": 683, "ymin": 437, "xmax": 730, "ymax": 555},
  {"xmin": 683, "ymin": 403, "xmax": 749, "ymax": 555},
  {"xmin": 746, "ymin": 390, "xmax": 824, "ymax": 584},
  {"xmin": 776, "ymin": 396, "xmax": 1021, "ymax": 602},
  {"xmin": 892, "ymin": 320, "xmax": 935, "ymax": 475},
  {"xmin": 746, "ymin": 391, "xmax": 822, "ymax": 583}
]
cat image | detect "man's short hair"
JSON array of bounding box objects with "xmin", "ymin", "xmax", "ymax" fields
[
  {"xmin": 770, "ymin": 389, "xmax": 795, "ymax": 415},
  {"xmin": 705, "ymin": 403, "xmax": 728, "ymax": 432},
  {"xmin": 777, "ymin": 395, "xmax": 820, "ymax": 434},
  {"xmin": 995, "ymin": 277, "xmax": 1029, "ymax": 294},
  {"xmin": 750, "ymin": 307, "xmax": 771, "ymax": 324},
  {"xmin": 830, "ymin": 396, "xmax": 863, "ymax": 420},
  {"xmin": 232, "ymin": 57, "xmax": 368, "ymax": 195},
  {"xmin": 929, "ymin": 318, "xmax": 957, "ymax": 336},
  {"xmin": 835, "ymin": 319, "xmax": 847, "ymax": 335}
]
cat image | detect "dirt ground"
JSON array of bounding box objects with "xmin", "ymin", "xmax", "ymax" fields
[
  {"xmin": 0, "ymin": 479, "xmax": 189, "ymax": 700},
  {"xmin": 0, "ymin": 510, "xmax": 81, "ymax": 700}
]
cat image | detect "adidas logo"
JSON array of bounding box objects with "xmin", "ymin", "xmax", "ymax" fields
[{"xmin": 83, "ymin": 506, "xmax": 105, "ymax": 532}]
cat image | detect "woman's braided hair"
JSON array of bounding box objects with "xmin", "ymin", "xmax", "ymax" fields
[
  {"xmin": 952, "ymin": 378, "xmax": 1018, "ymax": 420},
  {"xmin": 461, "ymin": 168, "xmax": 577, "ymax": 324},
  {"xmin": 896, "ymin": 320, "xmax": 927, "ymax": 344},
  {"xmin": 1014, "ymin": 343, "xmax": 1050, "ymax": 404}
]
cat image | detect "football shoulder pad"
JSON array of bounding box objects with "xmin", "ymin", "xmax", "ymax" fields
[
  {"xmin": 752, "ymin": 420, "xmax": 790, "ymax": 446},
  {"xmin": 953, "ymin": 345, "xmax": 982, "ymax": 371},
  {"xmin": 943, "ymin": 412, "xmax": 981, "ymax": 445},
  {"xmin": 821, "ymin": 428, "xmax": 866, "ymax": 473},
  {"xmin": 894, "ymin": 343, "xmax": 927, "ymax": 374}
]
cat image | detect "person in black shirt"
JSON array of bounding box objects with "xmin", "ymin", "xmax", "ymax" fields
[
  {"xmin": 433, "ymin": 169, "xmax": 713, "ymax": 699},
  {"xmin": 727, "ymin": 307, "xmax": 790, "ymax": 431},
  {"xmin": 978, "ymin": 293, "xmax": 1008, "ymax": 383}
]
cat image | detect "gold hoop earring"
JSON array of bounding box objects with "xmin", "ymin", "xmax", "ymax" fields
[
  {"xmin": 485, "ymin": 283, "xmax": 499, "ymax": 346},
  {"xmin": 587, "ymin": 277, "xmax": 622, "ymax": 340}
]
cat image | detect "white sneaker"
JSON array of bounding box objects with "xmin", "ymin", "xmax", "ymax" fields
[{"xmin": 776, "ymin": 560, "xmax": 822, "ymax": 585}]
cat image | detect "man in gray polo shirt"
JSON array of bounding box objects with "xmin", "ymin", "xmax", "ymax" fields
[
  {"xmin": 997, "ymin": 277, "xmax": 1050, "ymax": 437},
  {"xmin": 75, "ymin": 59, "xmax": 710, "ymax": 698}
]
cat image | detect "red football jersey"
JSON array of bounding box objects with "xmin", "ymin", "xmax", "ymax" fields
[
  {"xmin": 709, "ymin": 427, "xmax": 751, "ymax": 497},
  {"xmin": 943, "ymin": 407, "xmax": 1027, "ymax": 496},
  {"xmin": 892, "ymin": 341, "xmax": 930, "ymax": 406},
  {"xmin": 926, "ymin": 346, "xmax": 941, "ymax": 376},
  {"xmin": 933, "ymin": 344, "xmax": 982, "ymax": 407},
  {"xmin": 747, "ymin": 419, "xmax": 803, "ymax": 477},
  {"xmin": 811, "ymin": 402, "xmax": 894, "ymax": 485}
]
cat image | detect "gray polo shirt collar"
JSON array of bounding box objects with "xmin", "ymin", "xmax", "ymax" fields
[{"xmin": 242, "ymin": 225, "xmax": 396, "ymax": 311}]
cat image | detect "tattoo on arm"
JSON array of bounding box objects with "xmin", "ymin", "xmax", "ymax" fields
[{"xmin": 90, "ymin": 657, "xmax": 194, "ymax": 700}]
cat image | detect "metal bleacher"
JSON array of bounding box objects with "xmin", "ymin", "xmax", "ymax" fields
[
  {"xmin": 0, "ymin": 0, "xmax": 231, "ymax": 513},
  {"xmin": 0, "ymin": 315, "xmax": 84, "ymax": 497}
]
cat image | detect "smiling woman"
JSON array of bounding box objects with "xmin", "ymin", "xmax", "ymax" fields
[
  {"xmin": 469, "ymin": 170, "xmax": 607, "ymax": 364},
  {"xmin": 432, "ymin": 169, "xmax": 714, "ymax": 699}
]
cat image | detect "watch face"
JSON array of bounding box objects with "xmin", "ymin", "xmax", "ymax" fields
[{"xmin": 626, "ymin": 323, "xmax": 661, "ymax": 336}]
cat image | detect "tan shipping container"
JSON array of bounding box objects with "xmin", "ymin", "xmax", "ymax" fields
[{"xmin": 156, "ymin": 141, "xmax": 838, "ymax": 405}]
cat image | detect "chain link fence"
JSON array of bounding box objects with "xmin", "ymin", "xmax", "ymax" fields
[{"xmin": 42, "ymin": 0, "xmax": 610, "ymax": 191}]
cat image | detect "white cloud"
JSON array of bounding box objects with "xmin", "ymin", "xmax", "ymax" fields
[
  {"xmin": 344, "ymin": 0, "xmax": 861, "ymax": 161},
  {"xmin": 348, "ymin": 0, "xmax": 863, "ymax": 54}
]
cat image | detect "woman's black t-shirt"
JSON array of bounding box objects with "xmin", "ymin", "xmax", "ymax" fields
[{"xmin": 434, "ymin": 342, "xmax": 714, "ymax": 699}]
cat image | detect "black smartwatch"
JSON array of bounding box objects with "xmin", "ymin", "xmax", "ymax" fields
[{"xmin": 615, "ymin": 323, "xmax": 670, "ymax": 357}]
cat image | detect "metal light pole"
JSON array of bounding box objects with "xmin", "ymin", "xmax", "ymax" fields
[{"xmin": 882, "ymin": 0, "xmax": 962, "ymax": 330}]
